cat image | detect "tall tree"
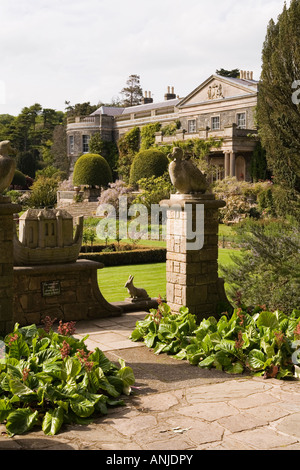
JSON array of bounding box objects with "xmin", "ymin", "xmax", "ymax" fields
[
  {"xmin": 65, "ymin": 101, "xmax": 98, "ymax": 117},
  {"xmin": 256, "ymin": 0, "xmax": 300, "ymax": 216},
  {"xmin": 216, "ymin": 68, "xmax": 240, "ymax": 78},
  {"xmin": 120, "ymin": 74, "xmax": 143, "ymax": 107}
]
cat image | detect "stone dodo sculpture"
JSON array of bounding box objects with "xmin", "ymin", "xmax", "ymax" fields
[
  {"xmin": 168, "ymin": 146, "xmax": 209, "ymax": 194},
  {"xmin": 0, "ymin": 141, "xmax": 16, "ymax": 194}
]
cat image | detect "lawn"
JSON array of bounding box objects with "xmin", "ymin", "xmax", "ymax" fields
[{"xmin": 98, "ymin": 248, "xmax": 240, "ymax": 302}]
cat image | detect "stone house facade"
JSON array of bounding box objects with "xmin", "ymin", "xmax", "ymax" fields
[{"xmin": 66, "ymin": 70, "xmax": 259, "ymax": 181}]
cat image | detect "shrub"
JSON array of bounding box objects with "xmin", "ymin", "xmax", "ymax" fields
[
  {"xmin": 140, "ymin": 122, "xmax": 162, "ymax": 150},
  {"xmin": 88, "ymin": 133, "xmax": 118, "ymax": 175},
  {"xmin": 26, "ymin": 176, "xmax": 59, "ymax": 208},
  {"xmin": 133, "ymin": 172, "xmax": 174, "ymax": 210},
  {"xmin": 97, "ymin": 180, "xmax": 135, "ymax": 214},
  {"xmin": 11, "ymin": 170, "xmax": 26, "ymax": 188},
  {"xmin": 73, "ymin": 153, "xmax": 112, "ymax": 188},
  {"xmin": 213, "ymin": 178, "xmax": 272, "ymax": 223},
  {"xmin": 129, "ymin": 149, "xmax": 169, "ymax": 186},
  {"xmin": 220, "ymin": 217, "xmax": 300, "ymax": 313},
  {"xmin": 117, "ymin": 127, "xmax": 141, "ymax": 183},
  {"xmin": 5, "ymin": 190, "xmax": 23, "ymax": 204},
  {"xmin": 79, "ymin": 248, "xmax": 166, "ymax": 266}
]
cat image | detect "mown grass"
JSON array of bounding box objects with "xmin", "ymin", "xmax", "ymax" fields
[{"xmin": 98, "ymin": 248, "xmax": 240, "ymax": 302}]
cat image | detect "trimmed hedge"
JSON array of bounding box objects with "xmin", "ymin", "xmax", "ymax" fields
[
  {"xmin": 129, "ymin": 149, "xmax": 169, "ymax": 186},
  {"xmin": 11, "ymin": 170, "xmax": 27, "ymax": 187},
  {"xmin": 78, "ymin": 248, "xmax": 166, "ymax": 266},
  {"xmin": 73, "ymin": 153, "xmax": 112, "ymax": 187}
]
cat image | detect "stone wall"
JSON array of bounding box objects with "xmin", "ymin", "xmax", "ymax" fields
[
  {"xmin": 0, "ymin": 197, "xmax": 21, "ymax": 334},
  {"xmin": 13, "ymin": 260, "xmax": 121, "ymax": 327}
]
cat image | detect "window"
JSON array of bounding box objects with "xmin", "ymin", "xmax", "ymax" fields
[
  {"xmin": 211, "ymin": 116, "xmax": 220, "ymax": 130},
  {"xmin": 188, "ymin": 119, "xmax": 196, "ymax": 133},
  {"xmin": 237, "ymin": 113, "xmax": 246, "ymax": 129},
  {"xmin": 82, "ymin": 135, "xmax": 90, "ymax": 153},
  {"xmin": 69, "ymin": 135, "xmax": 74, "ymax": 155}
]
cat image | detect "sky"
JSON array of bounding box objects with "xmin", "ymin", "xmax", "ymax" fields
[{"xmin": 0, "ymin": 0, "xmax": 287, "ymax": 116}]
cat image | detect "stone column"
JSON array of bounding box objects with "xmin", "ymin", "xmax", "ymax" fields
[
  {"xmin": 224, "ymin": 152, "xmax": 230, "ymax": 177},
  {"xmin": 230, "ymin": 152, "xmax": 236, "ymax": 177},
  {"xmin": 160, "ymin": 193, "xmax": 231, "ymax": 323},
  {"xmin": 0, "ymin": 195, "xmax": 21, "ymax": 335}
]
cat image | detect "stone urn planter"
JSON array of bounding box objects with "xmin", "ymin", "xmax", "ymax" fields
[{"xmin": 82, "ymin": 187, "xmax": 101, "ymax": 202}]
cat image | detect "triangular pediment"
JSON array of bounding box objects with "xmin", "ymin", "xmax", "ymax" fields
[{"xmin": 178, "ymin": 74, "xmax": 258, "ymax": 107}]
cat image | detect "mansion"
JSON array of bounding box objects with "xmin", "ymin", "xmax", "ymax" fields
[{"xmin": 66, "ymin": 70, "xmax": 259, "ymax": 181}]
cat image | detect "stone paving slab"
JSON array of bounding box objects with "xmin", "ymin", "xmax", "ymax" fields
[{"xmin": 0, "ymin": 311, "xmax": 300, "ymax": 451}]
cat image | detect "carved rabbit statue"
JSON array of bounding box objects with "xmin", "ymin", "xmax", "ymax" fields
[
  {"xmin": 125, "ymin": 275, "xmax": 150, "ymax": 300},
  {"xmin": 0, "ymin": 141, "xmax": 16, "ymax": 194}
]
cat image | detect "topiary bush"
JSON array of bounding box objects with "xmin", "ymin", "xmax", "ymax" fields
[
  {"xmin": 73, "ymin": 153, "xmax": 112, "ymax": 188},
  {"xmin": 129, "ymin": 149, "xmax": 169, "ymax": 186},
  {"xmin": 11, "ymin": 170, "xmax": 27, "ymax": 188}
]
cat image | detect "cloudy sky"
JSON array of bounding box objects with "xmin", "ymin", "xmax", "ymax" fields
[{"xmin": 0, "ymin": 0, "xmax": 286, "ymax": 116}]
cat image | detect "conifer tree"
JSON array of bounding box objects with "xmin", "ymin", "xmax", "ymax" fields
[
  {"xmin": 257, "ymin": 0, "xmax": 300, "ymax": 216},
  {"xmin": 120, "ymin": 75, "xmax": 143, "ymax": 107}
]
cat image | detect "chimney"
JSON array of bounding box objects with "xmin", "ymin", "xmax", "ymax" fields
[
  {"xmin": 142, "ymin": 90, "xmax": 153, "ymax": 104},
  {"xmin": 240, "ymin": 70, "xmax": 254, "ymax": 80},
  {"xmin": 164, "ymin": 86, "xmax": 176, "ymax": 100}
]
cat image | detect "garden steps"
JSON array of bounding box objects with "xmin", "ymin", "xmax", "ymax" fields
[{"xmin": 56, "ymin": 201, "xmax": 99, "ymax": 218}]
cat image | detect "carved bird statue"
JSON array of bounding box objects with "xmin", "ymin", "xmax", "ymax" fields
[
  {"xmin": 168, "ymin": 147, "xmax": 209, "ymax": 194},
  {"xmin": 0, "ymin": 141, "xmax": 16, "ymax": 194}
]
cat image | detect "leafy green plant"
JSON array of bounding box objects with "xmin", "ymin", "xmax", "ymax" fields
[
  {"xmin": 26, "ymin": 176, "xmax": 59, "ymax": 208},
  {"xmin": 130, "ymin": 301, "xmax": 300, "ymax": 380},
  {"xmin": 0, "ymin": 320, "xmax": 135, "ymax": 437},
  {"xmin": 220, "ymin": 217, "xmax": 300, "ymax": 313}
]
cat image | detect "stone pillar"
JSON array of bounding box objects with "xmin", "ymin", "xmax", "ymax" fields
[
  {"xmin": 160, "ymin": 193, "xmax": 231, "ymax": 323},
  {"xmin": 224, "ymin": 152, "xmax": 230, "ymax": 177},
  {"xmin": 230, "ymin": 152, "xmax": 236, "ymax": 177},
  {"xmin": 0, "ymin": 195, "xmax": 21, "ymax": 334}
]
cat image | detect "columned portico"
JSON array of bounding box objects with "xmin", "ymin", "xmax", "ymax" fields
[
  {"xmin": 224, "ymin": 152, "xmax": 230, "ymax": 177},
  {"xmin": 230, "ymin": 152, "xmax": 236, "ymax": 177}
]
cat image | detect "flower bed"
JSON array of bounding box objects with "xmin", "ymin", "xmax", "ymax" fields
[
  {"xmin": 0, "ymin": 319, "xmax": 135, "ymax": 436},
  {"xmin": 130, "ymin": 301, "xmax": 300, "ymax": 380}
]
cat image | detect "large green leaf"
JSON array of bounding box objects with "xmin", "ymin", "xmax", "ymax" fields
[
  {"xmin": 201, "ymin": 334, "xmax": 213, "ymax": 355},
  {"xmin": 64, "ymin": 357, "xmax": 82, "ymax": 382},
  {"xmin": 214, "ymin": 350, "xmax": 232, "ymax": 367},
  {"xmin": 89, "ymin": 348, "xmax": 116, "ymax": 373},
  {"xmin": 198, "ymin": 355, "xmax": 215, "ymax": 368},
  {"xmin": 35, "ymin": 348, "xmax": 61, "ymax": 365},
  {"xmin": 225, "ymin": 362, "xmax": 244, "ymax": 375},
  {"xmin": 248, "ymin": 349, "xmax": 266, "ymax": 370},
  {"xmin": 130, "ymin": 328, "xmax": 144, "ymax": 342},
  {"xmin": 256, "ymin": 311, "xmax": 279, "ymax": 329},
  {"xmin": 70, "ymin": 396, "xmax": 95, "ymax": 417},
  {"xmin": 5, "ymin": 408, "xmax": 39, "ymax": 436},
  {"xmin": 9, "ymin": 378, "xmax": 37, "ymax": 400},
  {"xmin": 8, "ymin": 336, "xmax": 30, "ymax": 360},
  {"xmin": 0, "ymin": 398, "xmax": 13, "ymax": 421},
  {"xmin": 42, "ymin": 406, "xmax": 64, "ymax": 436},
  {"xmin": 144, "ymin": 331, "xmax": 157, "ymax": 348},
  {"xmin": 18, "ymin": 324, "xmax": 39, "ymax": 341},
  {"xmin": 97, "ymin": 375, "xmax": 120, "ymax": 398},
  {"xmin": 42, "ymin": 362, "xmax": 64, "ymax": 380}
]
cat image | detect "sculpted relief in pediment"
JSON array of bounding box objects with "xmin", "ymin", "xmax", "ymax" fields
[{"xmin": 207, "ymin": 83, "xmax": 224, "ymax": 100}]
